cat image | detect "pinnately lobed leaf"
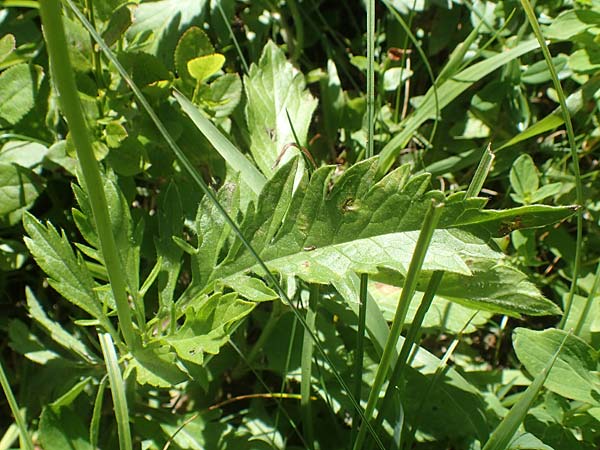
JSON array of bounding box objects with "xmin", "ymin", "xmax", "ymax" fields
[{"xmin": 186, "ymin": 157, "xmax": 572, "ymax": 317}]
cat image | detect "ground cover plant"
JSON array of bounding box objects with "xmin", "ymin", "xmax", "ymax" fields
[{"xmin": 1, "ymin": 0, "xmax": 600, "ymax": 449}]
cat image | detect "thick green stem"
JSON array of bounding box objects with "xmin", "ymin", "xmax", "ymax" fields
[
  {"xmin": 352, "ymin": 201, "xmax": 444, "ymax": 450},
  {"xmin": 39, "ymin": 0, "xmax": 138, "ymax": 351}
]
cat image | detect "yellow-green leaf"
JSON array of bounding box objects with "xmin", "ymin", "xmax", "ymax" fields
[{"xmin": 187, "ymin": 53, "xmax": 225, "ymax": 82}]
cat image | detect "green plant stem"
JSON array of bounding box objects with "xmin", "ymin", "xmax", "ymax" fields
[
  {"xmin": 352, "ymin": 201, "xmax": 444, "ymax": 450},
  {"xmin": 373, "ymin": 270, "xmax": 444, "ymax": 439},
  {"xmin": 366, "ymin": 0, "xmax": 375, "ymax": 159},
  {"xmin": 301, "ymin": 284, "xmax": 318, "ymax": 450},
  {"xmin": 39, "ymin": 0, "xmax": 137, "ymax": 350},
  {"xmin": 66, "ymin": 4, "xmax": 384, "ymax": 446},
  {"xmin": 351, "ymin": 273, "xmax": 369, "ymax": 444},
  {"xmin": 99, "ymin": 333, "xmax": 132, "ymax": 450},
  {"xmin": 519, "ymin": 0, "xmax": 583, "ymax": 329},
  {"xmin": 0, "ymin": 358, "xmax": 34, "ymax": 450}
]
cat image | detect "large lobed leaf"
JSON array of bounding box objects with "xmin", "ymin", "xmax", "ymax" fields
[{"xmin": 188, "ymin": 157, "xmax": 572, "ymax": 316}]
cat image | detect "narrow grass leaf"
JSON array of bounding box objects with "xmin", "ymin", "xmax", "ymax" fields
[
  {"xmin": 99, "ymin": 333, "xmax": 132, "ymax": 450},
  {"xmin": 173, "ymin": 90, "xmax": 266, "ymax": 195}
]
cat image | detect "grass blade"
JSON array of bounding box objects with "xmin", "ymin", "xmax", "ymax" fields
[
  {"xmin": 0, "ymin": 358, "xmax": 34, "ymax": 450},
  {"xmin": 89, "ymin": 375, "xmax": 108, "ymax": 448},
  {"xmin": 466, "ymin": 144, "xmax": 495, "ymax": 198},
  {"xmin": 481, "ymin": 332, "xmax": 569, "ymax": 450},
  {"xmin": 173, "ymin": 90, "xmax": 266, "ymax": 195},
  {"xmin": 99, "ymin": 333, "xmax": 132, "ymax": 450},
  {"xmin": 351, "ymin": 273, "xmax": 369, "ymax": 444},
  {"xmin": 518, "ymin": 0, "xmax": 583, "ymax": 329}
]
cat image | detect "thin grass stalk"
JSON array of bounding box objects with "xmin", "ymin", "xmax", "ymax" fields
[
  {"xmin": 372, "ymin": 270, "xmax": 445, "ymax": 443},
  {"xmin": 519, "ymin": 0, "xmax": 583, "ymax": 328},
  {"xmin": 66, "ymin": 3, "xmax": 385, "ymax": 446},
  {"xmin": 574, "ymin": 260, "xmax": 600, "ymax": 336},
  {"xmin": 39, "ymin": 0, "xmax": 137, "ymax": 350},
  {"xmin": 466, "ymin": 144, "xmax": 495, "ymax": 198},
  {"xmin": 0, "ymin": 359, "xmax": 34, "ymax": 450},
  {"xmin": 216, "ymin": 2, "xmax": 249, "ymax": 74},
  {"xmin": 366, "ymin": 0, "xmax": 375, "ymax": 159},
  {"xmin": 351, "ymin": 273, "xmax": 369, "ymax": 444},
  {"xmin": 352, "ymin": 201, "xmax": 445, "ymax": 450},
  {"xmin": 90, "ymin": 375, "xmax": 108, "ymax": 448},
  {"xmin": 301, "ymin": 284, "xmax": 319, "ymax": 449},
  {"xmin": 99, "ymin": 333, "xmax": 132, "ymax": 450}
]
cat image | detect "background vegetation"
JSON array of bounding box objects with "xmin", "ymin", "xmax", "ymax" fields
[{"xmin": 0, "ymin": 0, "xmax": 599, "ymax": 449}]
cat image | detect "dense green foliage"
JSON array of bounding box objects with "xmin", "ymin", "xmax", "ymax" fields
[{"xmin": 1, "ymin": 0, "xmax": 600, "ymax": 449}]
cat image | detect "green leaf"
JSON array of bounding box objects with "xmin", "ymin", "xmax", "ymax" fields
[
  {"xmin": 164, "ymin": 292, "xmax": 256, "ymax": 365},
  {"xmin": 202, "ymin": 73, "xmax": 242, "ymax": 117},
  {"xmin": 155, "ymin": 182, "xmax": 183, "ymax": 307},
  {"xmin": 0, "ymin": 238, "xmax": 28, "ymax": 271},
  {"xmin": 510, "ymin": 154, "xmax": 539, "ymax": 204},
  {"xmin": 244, "ymin": 41, "xmax": 318, "ymax": 176},
  {"xmin": 101, "ymin": 4, "xmax": 132, "ymax": 48},
  {"xmin": 513, "ymin": 328, "xmax": 600, "ymax": 405},
  {"xmin": 187, "ymin": 53, "xmax": 225, "ymax": 82},
  {"xmin": 127, "ymin": 343, "xmax": 188, "ymax": 388},
  {"xmin": 174, "ymin": 26, "xmax": 214, "ymax": 88},
  {"xmin": 0, "ymin": 34, "xmax": 16, "ymax": 63},
  {"xmin": 39, "ymin": 406, "xmax": 94, "ymax": 450},
  {"xmin": 0, "ymin": 63, "xmax": 43, "ymax": 125},
  {"xmin": 127, "ymin": 0, "xmax": 207, "ymax": 63},
  {"xmin": 508, "ymin": 433, "xmax": 554, "ymax": 450},
  {"xmin": 544, "ymin": 9, "xmax": 600, "ymax": 41},
  {"xmin": 0, "ymin": 162, "xmax": 45, "ymax": 222},
  {"xmin": 25, "ymin": 288, "xmax": 98, "ymax": 364},
  {"xmin": 174, "ymin": 89, "xmax": 266, "ymax": 195},
  {"xmin": 195, "ymin": 157, "xmax": 561, "ymax": 316},
  {"xmin": 23, "ymin": 213, "xmax": 105, "ymax": 320},
  {"xmin": 522, "ymin": 55, "xmax": 569, "ymax": 84},
  {"xmin": 0, "ymin": 140, "xmax": 48, "ymax": 170},
  {"xmin": 221, "ymin": 275, "xmax": 278, "ymax": 302},
  {"xmin": 8, "ymin": 319, "xmax": 61, "ymax": 365}
]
